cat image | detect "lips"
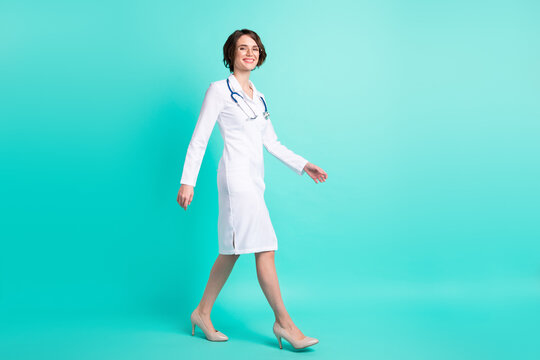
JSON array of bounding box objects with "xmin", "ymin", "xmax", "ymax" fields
[{"xmin": 243, "ymin": 58, "xmax": 255, "ymax": 63}]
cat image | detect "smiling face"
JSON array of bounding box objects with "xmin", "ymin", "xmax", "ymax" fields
[{"xmin": 233, "ymin": 34, "xmax": 260, "ymax": 72}]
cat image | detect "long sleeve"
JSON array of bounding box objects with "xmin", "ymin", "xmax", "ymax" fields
[
  {"xmin": 262, "ymin": 117, "xmax": 309, "ymax": 176},
  {"xmin": 180, "ymin": 82, "xmax": 224, "ymax": 187}
]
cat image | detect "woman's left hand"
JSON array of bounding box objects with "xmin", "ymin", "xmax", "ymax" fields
[{"xmin": 303, "ymin": 162, "xmax": 328, "ymax": 183}]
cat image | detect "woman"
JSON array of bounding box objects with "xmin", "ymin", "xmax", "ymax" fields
[{"xmin": 177, "ymin": 29, "xmax": 327, "ymax": 350}]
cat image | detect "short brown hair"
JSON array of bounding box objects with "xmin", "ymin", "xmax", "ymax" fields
[{"xmin": 223, "ymin": 29, "xmax": 267, "ymax": 73}]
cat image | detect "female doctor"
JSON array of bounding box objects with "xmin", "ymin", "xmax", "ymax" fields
[{"xmin": 177, "ymin": 29, "xmax": 327, "ymax": 350}]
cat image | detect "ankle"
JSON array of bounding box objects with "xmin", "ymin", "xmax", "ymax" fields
[
  {"xmin": 276, "ymin": 318, "xmax": 295, "ymax": 329},
  {"xmin": 195, "ymin": 306, "xmax": 212, "ymax": 317}
]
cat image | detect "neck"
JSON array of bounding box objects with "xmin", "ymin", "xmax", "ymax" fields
[{"xmin": 233, "ymin": 70, "xmax": 251, "ymax": 89}]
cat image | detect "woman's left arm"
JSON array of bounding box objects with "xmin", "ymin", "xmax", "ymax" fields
[{"xmin": 262, "ymin": 118, "xmax": 328, "ymax": 183}]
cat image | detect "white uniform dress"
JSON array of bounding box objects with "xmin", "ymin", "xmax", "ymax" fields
[{"xmin": 180, "ymin": 73, "xmax": 309, "ymax": 255}]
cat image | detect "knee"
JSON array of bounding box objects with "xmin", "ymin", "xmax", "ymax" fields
[
  {"xmin": 255, "ymin": 250, "xmax": 274, "ymax": 260},
  {"xmin": 219, "ymin": 253, "xmax": 240, "ymax": 261}
]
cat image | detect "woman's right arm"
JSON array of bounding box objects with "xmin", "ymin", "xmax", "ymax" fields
[{"xmin": 178, "ymin": 82, "xmax": 224, "ymax": 210}]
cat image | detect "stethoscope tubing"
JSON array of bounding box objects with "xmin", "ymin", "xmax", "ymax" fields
[{"xmin": 226, "ymin": 78, "xmax": 268, "ymax": 120}]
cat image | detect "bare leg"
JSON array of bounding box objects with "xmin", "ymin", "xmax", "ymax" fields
[
  {"xmin": 194, "ymin": 254, "xmax": 240, "ymax": 332},
  {"xmin": 255, "ymin": 250, "xmax": 306, "ymax": 340}
]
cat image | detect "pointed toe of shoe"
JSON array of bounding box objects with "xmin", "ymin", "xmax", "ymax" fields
[
  {"xmin": 215, "ymin": 331, "xmax": 228, "ymax": 341},
  {"xmin": 295, "ymin": 336, "xmax": 318, "ymax": 349}
]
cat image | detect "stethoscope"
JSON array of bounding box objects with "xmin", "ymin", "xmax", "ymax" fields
[{"xmin": 227, "ymin": 78, "xmax": 269, "ymax": 121}]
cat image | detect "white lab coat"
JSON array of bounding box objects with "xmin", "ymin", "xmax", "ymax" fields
[{"xmin": 180, "ymin": 73, "xmax": 309, "ymax": 254}]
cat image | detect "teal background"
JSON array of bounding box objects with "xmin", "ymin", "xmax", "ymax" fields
[{"xmin": 1, "ymin": 0, "xmax": 539, "ymax": 359}]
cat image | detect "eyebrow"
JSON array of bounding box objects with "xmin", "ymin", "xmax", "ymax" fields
[{"xmin": 238, "ymin": 44, "xmax": 259, "ymax": 47}]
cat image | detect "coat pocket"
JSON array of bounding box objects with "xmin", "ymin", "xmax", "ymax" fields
[{"xmin": 252, "ymin": 115, "xmax": 268, "ymax": 133}]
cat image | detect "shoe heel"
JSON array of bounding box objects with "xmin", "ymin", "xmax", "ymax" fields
[
  {"xmin": 191, "ymin": 321, "xmax": 195, "ymax": 336},
  {"xmin": 276, "ymin": 334, "xmax": 283, "ymax": 349}
]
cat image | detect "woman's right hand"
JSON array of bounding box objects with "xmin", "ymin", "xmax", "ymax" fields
[{"xmin": 177, "ymin": 184, "xmax": 194, "ymax": 210}]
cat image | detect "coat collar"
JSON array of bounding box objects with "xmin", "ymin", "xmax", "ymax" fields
[{"xmin": 227, "ymin": 73, "xmax": 258, "ymax": 100}]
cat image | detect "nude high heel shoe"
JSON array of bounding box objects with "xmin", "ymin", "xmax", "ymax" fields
[
  {"xmin": 190, "ymin": 310, "xmax": 228, "ymax": 341},
  {"xmin": 273, "ymin": 321, "xmax": 319, "ymax": 349}
]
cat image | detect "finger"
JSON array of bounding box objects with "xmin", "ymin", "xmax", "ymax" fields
[{"xmin": 180, "ymin": 197, "xmax": 185, "ymax": 210}]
